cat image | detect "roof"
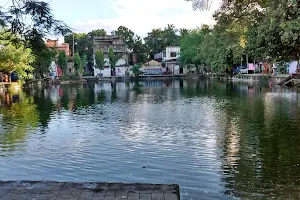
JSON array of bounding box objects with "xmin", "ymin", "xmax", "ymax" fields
[{"xmin": 145, "ymin": 60, "xmax": 162, "ymax": 67}]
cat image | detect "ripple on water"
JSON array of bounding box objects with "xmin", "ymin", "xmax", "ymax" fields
[{"xmin": 1, "ymin": 81, "xmax": 300, "ymax": 199}]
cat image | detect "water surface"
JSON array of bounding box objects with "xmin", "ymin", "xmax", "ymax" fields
[{"xmin": 1, "ymin": 80, "xmax": 300, "ymax": 199}]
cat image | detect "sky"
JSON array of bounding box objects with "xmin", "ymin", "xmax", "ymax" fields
[
  {"xmin": 48, "ymin": 0, "xmax": 221, "ymax": 38},
  {"xmin": 0, "ymin": 0, "xmax": 221, "ymax": 40}
]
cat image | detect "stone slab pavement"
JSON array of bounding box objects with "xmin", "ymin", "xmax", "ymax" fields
[{"xmin": 0, "ymin": 181, "xmax": 180, "ymax": 200}]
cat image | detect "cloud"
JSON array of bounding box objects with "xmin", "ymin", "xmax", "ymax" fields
[{"xmin": 72, "ymin": 0, "xmax": 222, "ymax": 37}]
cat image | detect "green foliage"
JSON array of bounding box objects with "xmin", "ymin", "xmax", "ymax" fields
[
  {"xmin": 81, "ymin": 55, "xmax": 87, "ymax": 69},
  {"xmin": 33, "ymin": 47, "xmax": 56, "ymax": 78},
  {"xmin": 64, "ymin": 33, "xmax": 93, "ymax": 60},
  {"xmin": 73, "ymin": 53, "xmax": 82, "ymax": 71},
  {"xmin": 58, "ymin": 51, "xmax": 67, "ymax": 73},
  {"xmin": 89, "ymin": 29, "xmax": 107, "ymax": 37},
  {"xmin": 131, "ymin": 64, "xmax": 142, "ymax": 77},
  {"xmin": 112, "ymin": 26, "xmax": 135, "ymax": 50},
  {"xmin": 0, "ymin": 29, "xmax": 35, "ymax": 80},
  {"xmin": 0, "ymin": 93, "xmax": 39, "ymax": 146},
  {"xmin": 181, "ymin": 0, "xmax": 300, "ymax": 72},
  {"xmin": 144, "ymin": 24, "xmax": 182, "ymax": 58},
  {"xmin": 95, "ymin": 50, "xmax": 105, "ymax": 70},
  {"xmin": 60, "ymin": 74, "xmax": 81, "ymax": 81},
  {"xmin": 108, "ymin": 47, "xmax": 116, "ymax": 70},
  {"xmin": 1, "ymin": 0, "xmax": 71, "ymax": 79}
]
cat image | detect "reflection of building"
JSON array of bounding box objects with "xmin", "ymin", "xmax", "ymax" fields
[
  {"xmin": 93, "ymin": 35, "xmax": 128, "ymax": 77},
  {"xmin": 46, "ymin": 39, "xmax": 70, "ymax": 56}
]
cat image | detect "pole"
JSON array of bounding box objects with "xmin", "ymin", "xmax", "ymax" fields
[
  {"xmin": 246, "ymin": 54, "xmax": 249, "ymax": 74},
  {"xmin": 72, "ymin": 33, "xmax": 75, "ymax": 57}
]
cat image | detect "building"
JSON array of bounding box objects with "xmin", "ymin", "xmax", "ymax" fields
[
  {"xmin": 154, "ymin": 46, "xmax": 182, "ymax": 74},
  {"xmin": 93, "ymin": 35, "xmax": 128, "ymax": 77},
  {"xmin": 46, "ymin": 39, "xmax": 70, "ymax": 56}
]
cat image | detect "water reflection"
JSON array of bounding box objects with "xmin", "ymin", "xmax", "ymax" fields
[{"xmin": 0, "ymin": 80, "xmax": 300, "ymax": 199}]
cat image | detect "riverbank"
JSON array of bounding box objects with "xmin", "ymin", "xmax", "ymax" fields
[
  {"xmin": 208, "ymin": 73, "xmax": 300, "ymax": 86},
  {"xmin": 0, "ymin": 181, "xmax": 180, "ymax": 200}
]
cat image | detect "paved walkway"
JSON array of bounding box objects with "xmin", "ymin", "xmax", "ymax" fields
[{"xmin": 0, "ymin": 181, "xmax": 180, "ymax": 200}]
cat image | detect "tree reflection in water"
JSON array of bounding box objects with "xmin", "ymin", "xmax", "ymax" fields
[{"xmin": 0, "ymin": 90, "xmax": 39, "ymax": 154}]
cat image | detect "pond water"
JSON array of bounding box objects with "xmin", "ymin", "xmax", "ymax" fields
[{"xmin": 0, "ymin": 79, "xmax": 300, "ymax": 199}]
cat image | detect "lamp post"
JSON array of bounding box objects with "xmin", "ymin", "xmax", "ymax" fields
[{"xmin": 72, "ymin": 33, "xmax": 75, "ymax": 57}]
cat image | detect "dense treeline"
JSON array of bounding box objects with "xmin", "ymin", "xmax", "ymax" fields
[{"xmin": 181, "ymin": 0, "xmax": 300, "ymax": 72}]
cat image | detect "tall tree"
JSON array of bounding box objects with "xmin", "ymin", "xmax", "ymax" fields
[
  {"xmin": 64, "ymin": 33, "xmax": 92, "ymax": 60},
  {"xmin": 0, "ymin": 0, "xmax": 71, "ymax": 77},
  {"xmin": 95, "ymin": 50, "xmax": 105, "ymax": 70},
  {"xmin": 73, "ymin": 52, "xmax": 82, "ymax": 72},
  {"xmin": 163, "ymin": 24, "xmax": 179, "ymax": 46},
  {"xmin": 81, "ymin": 54, "xmax": 87, "ymax": 71},
  {"xmin": 0, "ymin": 29, "xmax": 35, "ymax": 80},
  {"xmin": 58, "ymin": 51, "xmax": 67, "ymax": 74},
  {"xmin": 112, "ymin": 26, "xmax": 135, "ymax": 50},
  {"xmin": 89, "ymin": 29, "xmax": 107, "ymax": 37},
  {"xmin": 108, "ymin": 47, "xmax": 117, "ymax": 71},
  {"xmin": 144, "ymin": 28, "xmax": 164, "ymax": 57}
]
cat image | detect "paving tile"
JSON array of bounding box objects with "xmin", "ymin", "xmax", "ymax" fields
[
  {"xmin": 127, "ymin": 192, "xmax": 139, "ymax": 200},
  {"xmin": 0, "ymin": 181, "xmax": 179, "ymax": 200},
  {"xmin": 104, "ymin": 191, "xmax": 115, "ymax": 200},
  {"xmin": 151, "ymin": 192, "xmax": 164, "ymax": 200},
  {"xmin": 91, "ymin": 192, "xmax": 105, "ymax": 200},
  {"xmin": 164, "ymin": 192, "xmax": 179, "ymax": 200},
  {"xmin": 115, "ymin": 191, "xmax": 128, "ymax": 200},
  {"xmin": 139, "ymin": 193, "xmax": 151, "ymax": 200}
]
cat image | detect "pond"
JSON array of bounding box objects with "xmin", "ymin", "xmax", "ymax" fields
[{"xmin": 0, "ymin": 79, "xmax": 300, "ymax": 199}]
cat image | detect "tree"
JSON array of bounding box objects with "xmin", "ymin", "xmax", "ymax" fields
[
  {"xmin": 108, "ymin": 47, "xmax": 117, "ymax": 72},
  {"xmin": 82, "ymin": 55, "xmax": 87, "ymax": 68},
  {"xmin": 185, "ymin": 0, "xmax": 213, "ymax": 11},
  {"xmin": 0, "ymin": 0, "xmax": 71, "ymax": 77},
  {"xmin": 131, "ymin": 64, "xmax": 142, "ymax": 77},
  {"xmin": 0, "ymin": 29, "xmax": 35, "ymax": 80},
  {"xmin": 64, "ymin": 33, "xmax": 93, "ymax": 60},
  {"xmin": 58, "ymin": 51, "xmax": 67, "ymax": 74},
  {"xmin": 163, "ymin": 24, "xmax": 180, "ymax": 47},
  {"xmin": 95, "ymin": 50, "xmax": 105, "ymax": 70},
  {"xmin": 89, "ymin": 29, "xmax": 107, "ymax": 37},
  {"xmin": 73, "ymin": 52, "xmax": 82, "ymax": 72},
  {"xmin": 112, "ymin": 26, "xmax": 135, "ymax": 50},
  {"xmin": 34, "ymin": 47, "xmax": 57, "ymax": 78},
  {"xmin": 144, "ymin": 28, "xmax": 165, "ymax": 57}
]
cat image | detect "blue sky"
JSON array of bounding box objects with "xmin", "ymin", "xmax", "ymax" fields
[{"xmin": 1, "ymin": 0, "xmax": 221, "ymax": 38}]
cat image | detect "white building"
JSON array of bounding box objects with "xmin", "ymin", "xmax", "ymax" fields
[
  {"xmin": 93, "ymin": 58, "xmax": 128, "ymax": 77},
  {"xmin": 154, "ymin": 46, "xmax": 182, "ymax": 74},
  {"xmin": 154, "ymin": 46, "xmax": 180, "ymax": 62}
]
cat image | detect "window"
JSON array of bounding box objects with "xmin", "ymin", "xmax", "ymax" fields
[
  {"xmin": 170, "ymin": 52, "xmax": 177, "ymax": 57},
  {"xmin": 163, "ymin": 51, "xmax": 166, "ymax": 57}
]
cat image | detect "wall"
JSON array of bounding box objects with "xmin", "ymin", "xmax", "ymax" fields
[
  {"xmin": 115, "ymin": 67, "xmax": 128, "ymax": 76},
  {"xmin": 94, "ymin": 66, "xmax": 111, "ymax": 77},
  {"xmin": 164, "ymin": 46, "xmax": 180, "ymax": 61},
  {"xmin": 66, "ymin": 62, "xmax": 75, "ymax": 75}
]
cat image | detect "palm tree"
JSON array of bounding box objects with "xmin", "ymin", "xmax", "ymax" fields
[{"xmin": 185, "ymin": 0, "xmax": 213, "ymax": 11}]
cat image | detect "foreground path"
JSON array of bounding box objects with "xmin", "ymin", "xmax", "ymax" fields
[{"xmin": 0, "ymin": 181, "xmax": 180, "ymax": 200}]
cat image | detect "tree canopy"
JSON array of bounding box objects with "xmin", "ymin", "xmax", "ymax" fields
[
  {"xmin": 58, "ymin": 51, "xmax": 67, "ymax": 73},
  {"xmin": 180, "ymin": 0, "xmax": 300, "ymax": 72},
  {"xmin": 0, "ymin": 29, "xmax": 35, "ymax": 79},
  {"xmin": 95, "ymin": 50, "xmax": 105, "ymax": 70},
  {"xmin": 0, "ymin": 0, "xmax": 71, "ymax": 79}
]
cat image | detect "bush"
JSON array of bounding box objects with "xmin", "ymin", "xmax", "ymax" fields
[
  {"xmin": 82, "ymin": 72, "xmax": 90, "ymax": 76},
  {"xmin": 235, "ymin": 73, "xmax": 243, "ymax": 79},
  {"xmin": 60, "ymin": 75, "xmax": 70, "ymax": 81},
  {"xmin": 60, "ymin": 74, "xmax": 81, "ymax": 81},
  {"xmin": 70, "ymin": 74, "xmax": 80, "ymax": 80}
]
